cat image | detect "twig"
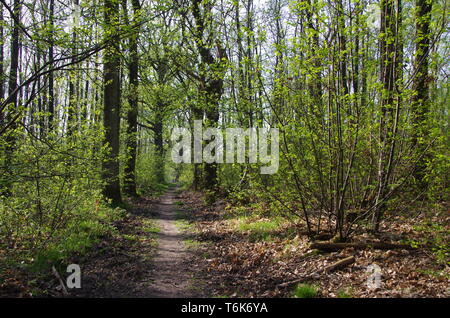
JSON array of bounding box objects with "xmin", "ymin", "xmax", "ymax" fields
[
  {"xmin": 278, "ymin": 256, "xmax": 355, "ymax": 288},
  {"xmin": 51, "ymin": 266, "xmax": 69, "ymax": 296}
]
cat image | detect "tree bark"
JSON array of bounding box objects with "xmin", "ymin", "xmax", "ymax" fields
[
  {"xmin": 123, "ymin": 0, "xmax": 141, "ymax": 197},
  {"xmin": 67, "ymin": 0, "xmax": 79, "ymax": 136},
  {"xmin": 192, "ymin": 0, "xmax": 227, "ymax": 191},
  {"xmin": 102, "ymin": 0, "xmax": 122, "ymax": 205},
  {"xmin": 0, "ymin": 3, "xmax": 4, "ymax": 106},
  {"xmin": 372, "ymin": 0, "xmax": 400, "ymax": 231},
  {"xmin": 411, "ymin": 0, "xmax": 432, "ymax": 189},
  {"xmin": 2, "ymin": 0, "xmax": 20, "ymax": 196},
  {"xmin": 48, "ymin": 0, "xmax": 55, "ymax": 132}
]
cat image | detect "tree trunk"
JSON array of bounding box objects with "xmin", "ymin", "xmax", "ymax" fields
[
  {"xmin": 123, "ymin": 0, "xmax": 141, "ymax": 197},
  {"xmin": 67, "ymin": 0, "xmax": 79, "ymax": 136},
  {"xmin": 153, "ymin": 109, "xmax": 164, "ymax": 184},
  {"xmin": 0, "ymin": 3, "xmax": 4, "ymax": 106},
  {"xmin": 411, "ymin": 0, "xmax": 432, "ymax": 189},
  {"xmin": 192, "ymin": 0, "xmax": 227, "ymax": 192},
  {"xmin": 372, "ymin": 0, "xmax": 400, "ymax": 231},
  {"xmin": 2, "ymin": 0, "xmax": 20, "ymax": 196},
  {"xmin": 48, "ymin": 0, "xmax": 55, "ymax": 132},
  {"xmin": 102, "ymin": 0, "xmax": 122, "ymax": 205}
]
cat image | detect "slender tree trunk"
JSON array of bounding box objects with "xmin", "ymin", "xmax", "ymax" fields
[
  {"xmin": 2, "ymin": 0, "xmax": 20, "ymax": 196},
  {"xmin": 7, "ymin": 0, "xmax": 20, "ymax": 114},
  {"xmin": 48, "ymin": 0, "xmax": 55, "ymax": 132},
  {"xmin": 0, "ymin": 3, "xmax": 4, "ymax": 106},
  {"xmin": 67, "ymin": 0, "xmax": 79, "ymax": 136},
  {"xmin": 192, "ymin": 105, "xmax": 203, "ymax": 190},
  {"xmin": 372, "ymin": 0, "xmax": 399, "ymax": 231},
  {"xmin": 153, "ymin": 108, "xmax": 164, "ymax": 183}
]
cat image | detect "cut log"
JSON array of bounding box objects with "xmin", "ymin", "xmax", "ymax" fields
[
  {"xmin": 310, "ymin": 241, "xmax": 415, "ymax": 251},
  {"xmin": 278, "ymin": 256, "xmax": 355, "ymax": 288}
]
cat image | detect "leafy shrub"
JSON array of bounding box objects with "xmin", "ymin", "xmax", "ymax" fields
[{"xmin": 411, "ymin": 221, "xmax": 450, "ymax": 266}]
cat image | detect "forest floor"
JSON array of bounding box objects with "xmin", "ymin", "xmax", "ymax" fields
[
  {"xmin": 176, "ymin": 190, "xmax": 449, "ymax": 298},
  {"xmin": 1, "ymin": 187, "xmax": 448, "ymax": 298}
]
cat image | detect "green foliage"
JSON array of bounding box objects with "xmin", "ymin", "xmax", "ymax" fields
[
  {"xmin": 30, "ymin": 210, "xmax": 121, "ymax": 272},
  {"xmin": 0, "ymin": 0, "xmax": 448, "ymax": 297},
  {"xmin": 231, "ymin": 216, "xmax": 288, "ymax": 242},
  {"xmin": 135, "ymin": 149, "xmax": 171, "ymax": 195},
  {"xmin": 411, "ymin": 221, "xmax": 449, "ymax": 266},
  {"xmin": 175, "ymin": 211, "xmax": 193, "ymax": 232},
  {"xmin": 204, "ymin": 190, "xmax": 217, "ymax": 206},
  {"xmin": 238, "ymin": 218, "xmax": 279, "ymax": 241},
  {"xmin": 293, "ymin": 284, "xmax": 319, "ymax": 298},
  {"xmin": 183, "ymin": 238, "xmax": 204, "ymax": 249},
  {"xmin": 0, "ymin": 123, "xmax": 123, "ymax": 273},
  {"xmin": 142, "ymin": 219, "xmax": 160, "ymax": 235}
]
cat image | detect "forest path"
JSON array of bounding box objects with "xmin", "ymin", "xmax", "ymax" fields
[
  {"xmin": 68, "ymin": 187, "xmax": 205, "ymax": 298},
  {"xmin": 145, "ymin": 187, "xmax": 202, "ymax": 297}
]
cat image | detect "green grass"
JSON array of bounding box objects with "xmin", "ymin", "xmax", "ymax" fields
[
  {"xmin": 29, "ymin": 218, "xmax": 118, "ymax": 272},
  {"xmin": 183, "ymin": 238, "xmax": 204, "ymax": 249},
  {"xmin": 231, "ymin": 216, "xmax": 286, "ymax": 242},
  {"xmin": 141, "ymin": 182, "xmax": 171, "ymax": 197},
  {"xmin": 174, "ymin": 209, "xmax": 202, "ymax": 249},
  {"xmin": 20, "ymin": 202, "xmax": 127, "ymax": 274},
  {"xmin": 141, "ymin": 218, "xmax": 160, "ymax": 251},
  {"xmin": 175, "ymin": 209, "xmax": 193, "ymax": 231},
  {"xmin": 202, "ymin": 251, "xmax": 211, "ymax": 259},
  {"xmin": 122, "ymin": 234, "xmax": 138, "ymax": 241},
  {"xmin": 416, "ymin": 268, "xmax": 450, "ymax": 280},
  {"xmin": 142, "ymin": 219, "xmax": 160, "ymax": 234},
  {"xmin": 293, "ymin": 284, "xmax": 319, "ymax": 298}
]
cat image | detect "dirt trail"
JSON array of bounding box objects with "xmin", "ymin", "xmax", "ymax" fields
[
  {"xmin": 146, "ymin": 187, "xmax": 201, "ymax": 297},
  {"xmin": 68, "ymin": 187, "xmax": 204, "ymax": 298}
]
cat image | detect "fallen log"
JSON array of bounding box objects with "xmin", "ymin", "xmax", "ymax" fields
[
  {"xmin": 322, "ymin": 255, "xmax": 355, "ymax": 273},
  {"xmin": 310, "ymin": 241, "xmax": 414, "ymax": 251},
  {"xmin": 278, "ymin": 256, "xmax": 355, "ymax": 288}
]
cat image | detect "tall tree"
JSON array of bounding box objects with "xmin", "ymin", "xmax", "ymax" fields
[
  {"xmin": 123, "ymin": 0, "xmax": 141, "ymax": 197},
  {"xmin": 2, "ymin": 0, "xmax": 21, "ymax": 196},
  {"xmin": 48, "ymin": 0, "xmax": 55, "ymax": 131},
  {"xmin": 0, "ymin": 3, "xmax": 4, "ymax": 105},
  {"xmin": 192, "ymin": 0, "xmax": 228, "ymax": 191},
  {"xmin": 372, "ymin": 0, "xmax": 402, "ymax": 231},
  {"xmin": 102, "ymin": 0, "xmax": 122, "ymax": 205},
  {"xmin": 411, "ymin": 0, "xmax": 432, "ymax": 189},
  {"xmin": 67, "ymin": 0, "xmax": 80, "ymax": 135}
]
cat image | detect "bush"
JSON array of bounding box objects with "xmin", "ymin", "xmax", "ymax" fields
[{"xmin": 0, "ymin": 128, "xmax": 124, "ymax": 274}]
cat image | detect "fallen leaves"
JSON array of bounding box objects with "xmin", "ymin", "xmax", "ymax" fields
[{"xmin": 180, "ymin": 190, "xmax": 450, "ymax": 298}]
